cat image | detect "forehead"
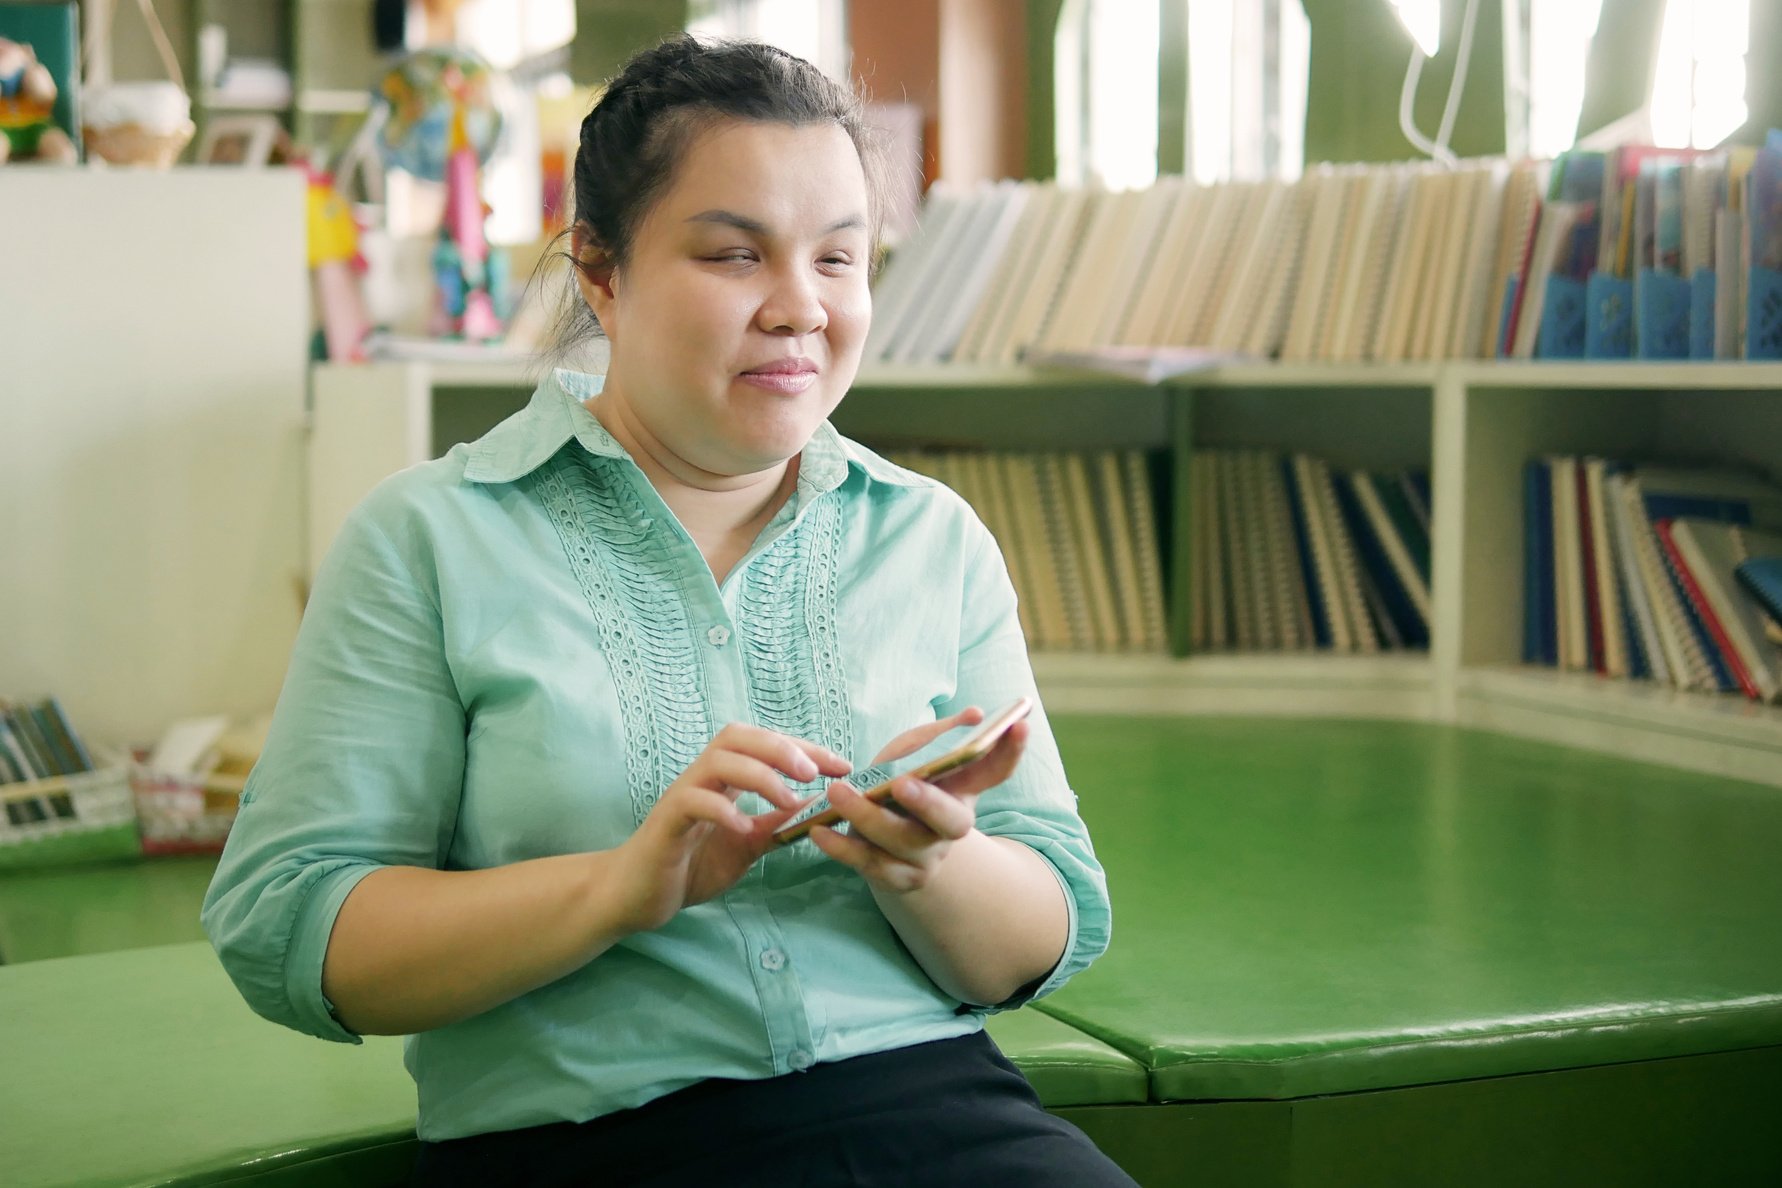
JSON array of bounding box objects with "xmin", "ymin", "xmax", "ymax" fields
[{"xmin": 650, "ymin": 118, "xmax": 869, "ymax": 232}]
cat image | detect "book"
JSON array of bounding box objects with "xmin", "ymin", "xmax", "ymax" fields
[
  {"xmin": 1615, "ymin": 473, "xmax": 1720, "ymax": 690},
  {"xmin": 1098, "ymin": 180, "xmax": 1191, "ymax": 346},
  {"xmin": 1548, "ymin": 457, "xmax": 1586, "ymax": 671},
  {"xmin": 1281, "ymin": 168, "xmax": 1351, "ymax": 362},
  {"xmin": 1123, "ymin": 184, "xmax": 1209, "ymax": 347},
  {"xmin": 1664, "ymin": 519, "xmax": 1782, "ymax": 702},
  {"xmin": 1657, "ymin": 519, "xmax": 1766, "ymax": 700},
  {"xmin": 1096, "ymin": 450, "xmax": 1153, "ymax": 651},
  {"xmin": 1735, "ymin": 557, "xmax": 1782, "ymax": 627},
  {"xmin": 1122, "ymin": 451, "xmax": 1171, "ymax": 652},
  {"xmin": 952, "ymin": 184, "xmax": 1056, "ymax": 363},
  {"xmin": 1581, "ymin": 457, "xmax": 1623, "ymax": 676},
  {"xmin": 1345, "ymin": 470, "xmax": 1432, "ymax": 640},
  {"xmin": 1026, "ymin": 345, "xmax": 1234, "ymax": 384},
  {"xmin": 1060, "ymin": 452, "xmax": 1124, "ymax": 651},
  {"xmin": 1604, "ymin": 473, "xmax": 1669, "ymax": 685},
  {"xmin": 1219, "ymin": 450, "xmax": 1256, "ymax": 649},
  {"xmin": 1525, "ymin": 460, "xmax": 1555, "ymax": 665}
]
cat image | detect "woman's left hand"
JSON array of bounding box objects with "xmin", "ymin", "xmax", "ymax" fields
[{"xmin": 809, "ymin": 707, "xmax": 1029, "ymax": 894}]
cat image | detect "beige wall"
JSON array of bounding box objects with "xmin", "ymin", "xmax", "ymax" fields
[
  {"xmin": 0, "ymin": 170, "xmax": 309, "ymax": 750},
  {"xmin": 939, "ymin": 0, "xmax": 1027, "ymax": 183}
]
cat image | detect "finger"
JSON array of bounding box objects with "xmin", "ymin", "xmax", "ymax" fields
[
  {"xmin": 935, "ymin": 721, "xmax": 1030, "ymax": 797},
  {"xmin": 701, "ymin": 752, "xmax": 808, "ymax": 813},
  {"xmin": 886, "ymin": 778, "xmax": 976, "ymax": 842},
  {"xmin": 809, "ymin": 825, "xmax": 928, "ymax": 893},
  {"xmin": 658, "ymin": 785, "xmax": 752, "ymax": 837},
  {"xmin": 713, "ymin": 723, "xmax": 853, "ymax": 780},
  {"xmin": 829, "ymin": 779, "xmax": 947, "ymax": 861},
  {"xmin": 869, "ymin": 706, "xmax": 986, "ymax": 767}
]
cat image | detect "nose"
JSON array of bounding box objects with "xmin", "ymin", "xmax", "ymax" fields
[{"xmin": 757, "ymin": 263, "xmax": 827, "ymax": 337}]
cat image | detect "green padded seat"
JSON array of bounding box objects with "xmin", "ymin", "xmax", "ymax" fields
[
  {"xmin": 1037, "ymin": 717, "xmax": 1782, "ymax": 1102},
  {"xmin": 0, "ymin": 855, "xmax": 216, "ymax": 965},
  {"xmin": 2, "ymin": 940, "xmax": 1144, "ymax": 1188},
  {"xmin": 982, "ymin": 1001, "xmax": 1148, "ymax": 1105},
  {"xmin": 4, "ymin": 942, "xmax": 415, "ymax": 1188}
]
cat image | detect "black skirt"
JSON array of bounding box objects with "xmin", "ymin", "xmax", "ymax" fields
[{"xmin": 409, "ymin": 1029, "xmax": 1138, "ymax": 1187}]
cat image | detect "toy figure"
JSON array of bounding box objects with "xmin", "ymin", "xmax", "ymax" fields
[
  {"xmin": 0, "ymin": 36, "xmax": 77, "ymax": 164},
  {"xmin": 429, "ymin": 99, "xmax": 507, "ymax": 341}
]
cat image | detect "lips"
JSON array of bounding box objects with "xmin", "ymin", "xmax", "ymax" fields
[{"xmin": 741, "ymin": 357, "xmax": 818, "ymax": 376}]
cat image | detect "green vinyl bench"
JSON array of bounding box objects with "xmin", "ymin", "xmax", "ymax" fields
[
  {"xmin": 0, "ymin": 941, "xmax": 1145, "ymax": 1188},
  {"xmin": 4, "ymin": 716, "xmax": 1782, "ymax": 1187}
]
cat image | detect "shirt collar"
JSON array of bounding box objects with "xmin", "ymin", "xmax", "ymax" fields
[{"xmin": 461, "ymin": 368, "xmax": 920, "ymax": 493}]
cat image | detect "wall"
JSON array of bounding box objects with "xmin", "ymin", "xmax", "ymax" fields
[
  {"xmin": 0, "ymin": 170, "xmax": 309, "ymax": 750},
  {"xmin": 852, "ymin": 0, "xmax": 1031, "ymax": 186},
  {"xmin": 850, "ymin": 0, "xmax": 942, "ymax": 185},
  {"xmin": 939, "ymin": 0, "xmax": 1028, "ymax": 183}
]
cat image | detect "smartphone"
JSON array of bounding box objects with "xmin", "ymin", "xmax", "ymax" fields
[{"xmin": 772, "ymin": 696, "xmax": 1033, "ymax": 846}]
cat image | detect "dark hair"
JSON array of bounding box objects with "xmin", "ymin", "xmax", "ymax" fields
[{"xmin": 541, "ymin": 35, "xmax": 888, "ymax": 364}]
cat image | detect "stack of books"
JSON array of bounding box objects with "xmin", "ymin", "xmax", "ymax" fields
[
  {"xmin": 1503, "ymin": 133, "xmax": 1782, "ymax": 360},
  {"xmin": 1189, "ymin": 452, "xmax": 1431, "ymax": 654},
  {"xmin": 859, "ymin": 130, "xmax": 1782, "ymax": 370},
  {"xmin": 1524, "ymin": 459, "xmax": 1782, "ymax": 701},
  {"xmin": 883, "ymin": 448, "xmax": 1171, "ymax": 653},
  {"xmin": 0, "ymin": 697, "xmax": 136, "ymax": 859}
]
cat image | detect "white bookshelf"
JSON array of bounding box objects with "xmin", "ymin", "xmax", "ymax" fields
[{"xmin": 307, "ymin": 358, "xmax": 1782, "ymax": 787}]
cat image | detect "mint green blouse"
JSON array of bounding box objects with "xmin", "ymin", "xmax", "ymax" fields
[{"xmin": 201, "ymin": 369, "xmax": 1111, "ymax": 1142}]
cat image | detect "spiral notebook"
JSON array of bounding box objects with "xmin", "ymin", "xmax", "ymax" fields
[{"xmin": 1665, "ymin": 520, "xmax": 1782, "ymax": 703}]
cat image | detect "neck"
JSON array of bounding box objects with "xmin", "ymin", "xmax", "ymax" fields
[{"xmin": 584, "ymin": 385, "xmax": 798, "ymax": 544}]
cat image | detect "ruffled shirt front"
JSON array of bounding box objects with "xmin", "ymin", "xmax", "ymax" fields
[{"xmin": 202, "ymin": 369, "xmax": 1111, "ymax": 1142}]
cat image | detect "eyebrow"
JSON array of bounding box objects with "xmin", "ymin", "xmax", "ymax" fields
[{"xmin": 685, "ymin": 210, "xmax": 866, "ymax": 236}]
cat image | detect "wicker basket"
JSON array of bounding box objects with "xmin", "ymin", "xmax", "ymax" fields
[{"xmin": 82, "ymin": 117, "xmax": 194, "ymax": 168}]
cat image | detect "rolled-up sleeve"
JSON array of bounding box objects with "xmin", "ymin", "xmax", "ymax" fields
[
  {"xmin": 201, "ymin": 490, "xmax": 466, "ymax": 1042},
  {"xmin": 937, "ymin": 526, "xmax": 1112, "ymax": 1011}
]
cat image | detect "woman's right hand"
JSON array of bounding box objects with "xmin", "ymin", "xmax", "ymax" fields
[{"xmin": 611, "ymin": 724, "xmax": 854, "ymax": 933}]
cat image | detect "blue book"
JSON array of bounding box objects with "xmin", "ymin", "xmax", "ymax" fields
[
  {"xmin": 1525, "ymin": 461, "xmax": 1555, "ymax": 665},
  {"xmin": 1735, "ymin": 557, "xmax": 1782, "ymax": 628},
  {"xmin": 1333, "ymin": 474, "xmax": 1427, "ymax": 647}
]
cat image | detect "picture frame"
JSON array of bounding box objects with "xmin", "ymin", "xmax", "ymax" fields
[{"xmin": 196, "ymin": 113, "xmax": 280, "ymax": 166}]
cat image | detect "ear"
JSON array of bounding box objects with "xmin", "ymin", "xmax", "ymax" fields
[{"xmin": 570, "ymin": 221, "xmax": 621, "ymax": 338}]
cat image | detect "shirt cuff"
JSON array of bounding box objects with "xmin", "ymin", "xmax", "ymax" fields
[{"xmin": 282, "ymin": 861, "xmax": 382, "ymax": 1044}]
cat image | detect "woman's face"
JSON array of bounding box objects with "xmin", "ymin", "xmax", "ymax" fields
[{"xmin": 589, "ymin": 118, "xmax": 873, "ymax": 478}]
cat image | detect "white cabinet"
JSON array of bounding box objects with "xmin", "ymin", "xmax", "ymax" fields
[{"xmin": 1, "ymin": 169, "xmax": 308, "ymax": 748}]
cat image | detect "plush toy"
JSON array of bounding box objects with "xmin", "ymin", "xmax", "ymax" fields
[{"xmin": 0, "ymin": 36, "xmax": 77, "ymax": 164}]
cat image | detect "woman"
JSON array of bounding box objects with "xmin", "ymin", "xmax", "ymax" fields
[{"xmin": 203, "ymin": 35, "xmax": 1125, "ymax": 1187}]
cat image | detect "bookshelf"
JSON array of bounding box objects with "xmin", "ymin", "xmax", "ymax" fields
[{"xmin": 307, "ymin": 358, "xmax": 1782, "ymax": 787}]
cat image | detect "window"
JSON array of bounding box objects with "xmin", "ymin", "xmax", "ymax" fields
[
  {"xmin": 686, "ymin": 0, "xmax": 849, "ymax": 81},
  {"xmin": 1184, "ymin": 0, "xmax": 1308, "ymax": 183},
  {"xmin": 1055, "ymin": 0, "xmax": 1161, "ymax": 189},
  {"xmin": 1515, "ymin": 0, "xmax": 1749, "ymax": 157},
  {"xmin": 1650, "ymin": 0, "xmax": 1748, "ymax": 149}
]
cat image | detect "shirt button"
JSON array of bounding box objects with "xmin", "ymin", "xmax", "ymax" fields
[
  {"xmin": 707, "ymin": 625, "xmax": 732, "ymax": 647},
  {"xmin": 788, "ymin": 1049, "xmax": 814, "ymax": 1071},
  {"xmin": 759, "ymin": 947, "xmax": 786, "ymax": 972}
]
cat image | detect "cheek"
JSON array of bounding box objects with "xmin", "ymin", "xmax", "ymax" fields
[
  {"xmin": 828, "ymin": 284, "xmax": 873, "ymax": 349},
  {"xmin": 636, "ymin": 277, "xmax": 752, "ymax": 359}
]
